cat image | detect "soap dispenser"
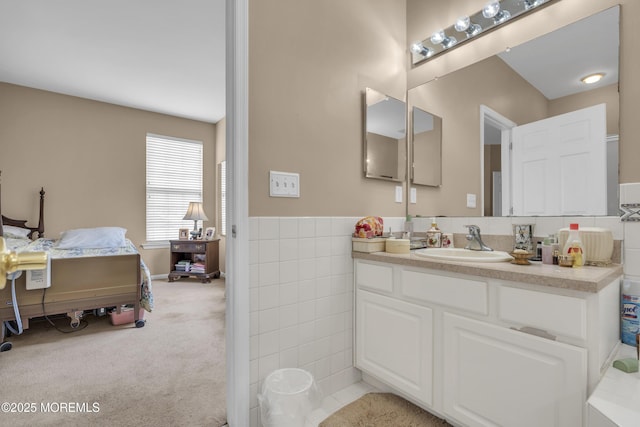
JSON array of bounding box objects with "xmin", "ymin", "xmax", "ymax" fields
[{"xmin": 426, "ymin": 218, "xmax": 442, "ymax": 248}]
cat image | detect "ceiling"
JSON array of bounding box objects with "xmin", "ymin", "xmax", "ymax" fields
[
  {"xmin": 0, "ymin": 0, "xmax": 226, "ymax": 124},
  {"xmin": 498, "ymin": 6, "xmax": 619, "ymax": 100}
]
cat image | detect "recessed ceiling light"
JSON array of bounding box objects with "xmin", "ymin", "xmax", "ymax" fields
[{"xmin": 581, "ymin": 73, "xmax": 605, "ymax": 84}]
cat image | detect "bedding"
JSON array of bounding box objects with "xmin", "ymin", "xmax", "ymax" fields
[
  {"xmin": 6, "ymin": 237, "xmax": 153, "ymax": 312},
  {"xmin": 55, "ymin": 227, "xmax": 128, "ymax": 249},
  {"xmin": 3, "ymin": 225, "xmax": 32, "ymax": 239}
]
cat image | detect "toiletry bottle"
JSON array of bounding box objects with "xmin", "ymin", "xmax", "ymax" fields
[
  {"xmin": 563, "ymin": 223, "xmax": 585, "ymax": 267},
  {"xmin": 404, "ymin": 215, "xmax": 414, "ymax": 238},
  {"xmin": 426, "ymin": 218, "xmax": 442, "ymax": 248},
  {"xmin": 550, "ymin": 234, "xmax": 560, "ymax": 263},
  {"xmin": 542, "ymin": 237, "xmax": 553, "ymax": 265}
]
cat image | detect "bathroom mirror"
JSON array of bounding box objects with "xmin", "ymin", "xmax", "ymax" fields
[
  {"xmin": 363, "ymin": 87, "xmax": 406, "ymax": 182},
  {"xmin": 408, "ymin": 6, "xmax": 619, "ymax": 217},
  {"xmin": 411, "ymin": 107, "xmax": 442, "ymax": 187}
]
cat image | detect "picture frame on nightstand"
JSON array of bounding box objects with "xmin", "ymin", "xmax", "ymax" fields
[
  {"xmin": 204, "ymin": 227, "xmax": 216, "ymax": 240},
  {"xmin": 179, "ymin": 228, "xmax": 189, "ymax": 240}
]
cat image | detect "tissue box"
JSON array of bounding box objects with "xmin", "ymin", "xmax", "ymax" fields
[
  {"xmin": 109, "ymin": 307, "xmax": 145, "ymax": 325},
  {"xmin": 352, "ymin": 237, "xmax": 386, "ymax": 253}
]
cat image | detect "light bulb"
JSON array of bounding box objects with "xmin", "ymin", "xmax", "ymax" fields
[
  {"xmin": 454, "ymin": 16, "xmax": 470, "ymax": 32},
  {"xmin": 431, "ymin": 30, "xmax": 445, "ymax": 45},
  {"xmin": 482, "ymin": 2, "xmax": 500, "ymax": 18},
  {"xmin": 410, "ymin": 42, "xmax": 432, "ymax": 57}
]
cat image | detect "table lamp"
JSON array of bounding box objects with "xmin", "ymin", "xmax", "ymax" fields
[{"xmin": 183, "ymin": 202, "xmax": 209, "ymax": 240}]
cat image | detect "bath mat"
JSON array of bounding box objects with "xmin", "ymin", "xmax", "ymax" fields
[{"xmin": 319, "ymin": 392, "xmax": 452, "ymax": 427}]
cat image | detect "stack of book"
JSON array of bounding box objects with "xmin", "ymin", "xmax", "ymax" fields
[
  {"xmin": 175, "ymin": 260, "xmax": 191, "ymax": 272},
  {"xmin": 190, "ymin": 262, "xmax": 206, "ymax": 273}
]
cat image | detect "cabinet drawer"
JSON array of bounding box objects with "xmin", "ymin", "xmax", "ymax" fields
[
  {"xmin": 356, "ymin": 261, "xmax": 393, "ymax": 293},
  {"xmin": 171, "ymin": 242, "xmax": 206, "ymax": 253},
  {"xmin": 401, "ymin": 270, "xmax": 488, "ymax": 315},
  {"xmin": 498, "ymin": 286, "xmax": 587, "ymax": 341}
]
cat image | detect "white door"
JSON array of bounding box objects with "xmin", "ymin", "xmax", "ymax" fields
[
  {"xmin": 356, "ymin": 289, "xmax": 434, "ymax": 406},
  {"xmin": 443, "ymin": 313, "xmax": 586, "ymax": 427},
  {"xmin": 511, "ymin": 103, "xmax": 607, "ymax": 216}
]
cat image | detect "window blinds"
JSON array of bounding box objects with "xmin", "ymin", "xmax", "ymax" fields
[
  {"xmin": 146, "ymin": 134, "xmax": 203, "ymax": 242},
  {"xmin": 219, "ymin": 160, "xmax": 226, "ymax": 236}
]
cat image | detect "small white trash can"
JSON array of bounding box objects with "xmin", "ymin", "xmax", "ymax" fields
[{"xmin": 258, "ymin": 368, "xmax": 321, "ymax": 427}]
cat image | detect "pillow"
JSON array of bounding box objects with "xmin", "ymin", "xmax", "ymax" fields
[
  {"xmin": 2, "ymin": 225, "xmax": 31, "ymax": 239},
  {"xmin": 56, "ymin": 227, "xmax": 127, "ymax": 249}
]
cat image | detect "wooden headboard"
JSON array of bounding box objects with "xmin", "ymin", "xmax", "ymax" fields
[{"xmin": 0, "ymin": 171, "xmax": 46, "ymax": 239}]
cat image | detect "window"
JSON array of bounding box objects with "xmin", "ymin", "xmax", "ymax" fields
[
  {"xmin": 146, "ymin": 133, "xmax": 203, "ymax": 243},
  {"xmin": 218, "ymin": 160, "xmax": 226, "ymax": 236}
]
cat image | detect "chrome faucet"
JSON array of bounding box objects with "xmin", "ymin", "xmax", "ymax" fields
[{"xmin": 464, "ymin": 225, "xmax": 493, "ymax": 251}]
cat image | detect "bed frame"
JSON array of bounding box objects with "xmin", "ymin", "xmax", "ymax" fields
[{"xmin": 0, "ymin": 186, "xmax": 143, "ymax": 344}]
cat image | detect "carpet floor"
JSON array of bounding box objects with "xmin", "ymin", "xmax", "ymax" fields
[
  {"xmin": 319, "ymin": 393, "xmax": 452, "ymax": 427},
  {"xmin": 0, "ymin": 278, "xmax": 226, "ymax": 427}
]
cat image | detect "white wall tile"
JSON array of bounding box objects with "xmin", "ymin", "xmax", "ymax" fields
[
  {"xmin": 249, "ymin": 264, "xmax": 260, "ymax": 289},
  {"xmin": 298, "ymin": 300, "xmax": 316, "ymax": 324},
  {"xmin": 316, "ymin": 236, "xmax": 332, "ymax": 257},
  {"xmin": 315, "ymin": 356, "xmax": 332, "ymax": 380},
  {"xmin": 624, "ymin": 249, "xmax": 640, "ymax": 276},
  {"xmin": 259, "ymin": 308, "xmax": 279, "ymax": 334},
  {"xmin": 299, "ymin": 217, "xmax": 316, "ymax": 238},
  {"xmin": 299, "ymin": 258, "xmax": 316, "ymax": 281},
  {"xmin": 299, "ymin": 238, "xmax": 316, "ymax": 260},
  {"xmin": 249, "ymin": 217, "xmax": 260, "ymax": 241},
  {"xmin": 298, "ymin": 279, "xmax": 316, "ymax": 302},
  {"xmin": 259, "ymin": 285, "xmax": 279, "ymax": 310},
  {"xmin": 279, "ymin": 304, "xmax": 298, "ymax": 328},
  {"xmin": 533, "ymin": 217, "xmax": 565, "ymax": 237},
  {"xmin": 316, "ymin": 218, "xmax": 332, "ymax": 237},
  {"xmin": 259, "ymin": 331, "xmax": 279, "ymax": 357},
  {"xmin": 259, "ymin": 262, "xmax": 279, "ymax": 287},
  {"xmin": 624, "ymin": 222, "xmax": 640, "ymax": 250},
  {"xmin": 259, "ymin": 239, "xmax": 279, "ymax": 263},
  {"xmin": 279, "ymin": 260, "xmax": 299, "ymax": 284},
  {"xmin": 280, "ymin": 347, "xmax": 298, "ymax": 368},
  {"xmin": 258, "ymin": 353, "xmax": 279, "ymax": 382},
  {"xmin": 298, "ymin": 321, "xmax": 315, "ymax": 345},
  {"xmin": 279, "ymin": 326, "xmax": 298, "ymax": 350},
  {"xmin": 594, "ymin": 217, "xmax": 623, "ymax": 240},
  {"xmin": 279, "ymin": 238, "xmax": 299, "ymax": 261},
  {"xmin": 259, "ymin": 217, "xmax": 279, "ymax": 240},
  {"xmin": 249, "ymin": 240, "xmax": 260, "ymax": 265},
  {"xmin": 279, "ymin": 217, "xmax": 299, "ymax": 239},
  {"xmin": 279, "ymin": 282, "xmax": 298, "ymax": 306}
]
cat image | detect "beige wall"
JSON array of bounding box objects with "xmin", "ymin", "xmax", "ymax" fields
[
  {"xmin": 0, "ymin": 83, "xmax": 217, "ymax": 275},
  {"xmin": 549, "ymin": 83, "xmax": 619, "ymax": 135},
  {"xmin": 249, "ymin": 0, "xmax": 407, "ymax": 217},
  {"xmin": 407, "ymin": 0, "xmax": 639, "ymax": 185}
]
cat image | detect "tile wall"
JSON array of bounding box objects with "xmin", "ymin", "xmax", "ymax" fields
[
  {"xmin": 621, "ymin": 183, "xmax": 640, "ymax": 279},
  {"xmin": 248, "ymin": 201, "xmax": 634, "ymax": 426},
  {"xmin": 248, "ymin": 217, "xmax": 367, "ymax": 426}
]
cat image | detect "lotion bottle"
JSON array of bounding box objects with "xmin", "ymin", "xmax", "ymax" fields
[{"xmin": 563, "ymin": 224, "xmax": 585, "ymax": 267}]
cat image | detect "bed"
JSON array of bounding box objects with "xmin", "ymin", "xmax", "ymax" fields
[{"xmin": 0, "ymin": 187, "xmax": 152, "ymax": 345}]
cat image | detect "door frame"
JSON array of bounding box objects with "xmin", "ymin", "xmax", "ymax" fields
[
  {"xmin": 225, "ymin": 0, "xmax": 250, "ymax": 425},
  {"xmin": 480, "ymin": 105, "xmax": 517, "ymax": 216}
]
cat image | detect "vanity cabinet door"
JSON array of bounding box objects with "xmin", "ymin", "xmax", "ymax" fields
[
  {"xmin": 443, "ymin": 313, "xmax": 586, "ymax": 427},
  {"xmin": 356, "ymin": 289, "xmax": 434, "ymax": 406}
]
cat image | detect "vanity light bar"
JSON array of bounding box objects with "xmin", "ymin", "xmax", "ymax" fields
[{"xmin": 410, "ymin": 0, "xmax": 557, "ymax": 65}]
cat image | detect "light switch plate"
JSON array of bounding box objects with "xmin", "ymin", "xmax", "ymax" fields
[
  {"xmin": 270, "ymin": 171, "xmax": 300, "ymax": 198},
  {"xmin": 410, "ymin": 187, "xmax": 417, "ymax": 204},
  {"xmin": 466, "ymin": 193, "xmax": 477, "ymax": 208},
  {"xmin": 395, "ymin": 186, "xmax": 403, "ymax": 203}
]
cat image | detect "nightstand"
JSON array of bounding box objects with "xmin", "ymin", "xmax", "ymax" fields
[{"xmin": 168, "ymin": 239, "xmax": 220, "ymax": 283}]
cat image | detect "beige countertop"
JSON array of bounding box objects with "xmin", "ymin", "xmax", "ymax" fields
[{"xmin": 352, "ymin": 251, "xmax": 623, "ymax": 293}]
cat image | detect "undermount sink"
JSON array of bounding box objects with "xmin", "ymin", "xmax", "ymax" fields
[{"xmin": 413, "ymin": 248, "xmax": 513, "ymax": 263}]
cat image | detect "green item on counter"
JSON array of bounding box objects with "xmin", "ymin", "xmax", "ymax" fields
[{"xmin": 612, "ymin": 358, "xmax": 639, "ymax": 373}]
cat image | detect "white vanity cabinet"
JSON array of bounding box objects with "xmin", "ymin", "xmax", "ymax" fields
[
  {"xmin": 443, "ymin": 312, "xmax": 586, "ymax": 427},
  {"xmin": 357, "ymin": 289, "xmax": 434, "ymax": 405},
  {"xmin": 354, "ymin": 258, "xmax": 621, "ymax": 427}
]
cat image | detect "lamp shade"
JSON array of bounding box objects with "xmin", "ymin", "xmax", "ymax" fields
[{"xmin": 183, "ymin": 202, "xmax": 209, "ymax": 221}]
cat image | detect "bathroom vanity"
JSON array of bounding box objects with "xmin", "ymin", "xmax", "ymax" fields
[{"xmin": 352, "ymin": 252, "xmax": 623, "ymax": 427}]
